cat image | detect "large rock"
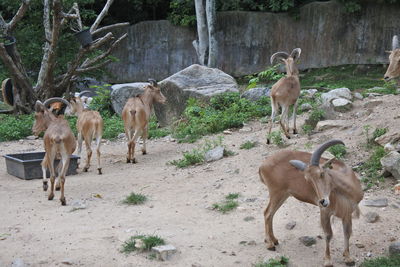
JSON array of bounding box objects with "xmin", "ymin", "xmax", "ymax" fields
[
  {"xmin": 321, "ymin": 88, "xmax": 352, "ymax": 104},
  {"xmin": 375, "ymin": 131, "xmax": 400, "ymax": 146},
  {"xmin": 205, "ymin": 146, "xmax": 225, "ymax": 162},
  {"xmin": 110, "ymin": 82, "xmax": 147, "ymax": 114},
  {"xmin": 332, "ymin": 98, "xmax": 352, "ymax": 112},
  {"xmin": 316, "ymin": 120, "xmax": 351, "ymax": 131},
  {"xmin": 155, "ymin": 64, "xmax": 239, "ymax": 126},
  {"xmin": 241, "ymin": 87, "xmax": 270, "ymax": 101},
  {"xmin": 380, "ymin": 151, "xmax": 400, "ymax": 180}
]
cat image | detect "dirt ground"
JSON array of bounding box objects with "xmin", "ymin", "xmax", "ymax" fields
[{"xmin": 0, "ymin": 94, "xmax": 399, "ymax": 267}]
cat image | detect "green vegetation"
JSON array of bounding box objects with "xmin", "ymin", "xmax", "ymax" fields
[
  {"xmin": 303, "ymin": 107, "xmax": 325, "ymax": 130},
  {"xmin": 357, "ymin": 146, "xmax": 387, "ymax": 189},
  {"xmin": 169, "ymin": 137, "xmax": 232, "ymax": 168},
  {"xmin": 372, "ymin": 127, "xmax": 388, "ymax": 140},
  {"xmin": 0, "ymin": 114, "xmax": 34, "ymax": 141},
  {"xmin": 247, "ymin": 65, "xmax": 284, "ymax": 89},
  {"xmin": 173, "ymin": 93, "xmax": 271, "ymax": 143},
  {"xmin": 122, "ymin": 192, "xmax": 148, "ymax": 205},
  {"xmin": 254, "ymin": 256, "xmax": 289, "ymax": 267},
  {"xmin": 122, "ymin": 234, "xmax": 165, "ymax": 253},
  {"xmin": 240, "ymin": 140, "xmax": 258, "ymax": 150},
  {"xmin": 328, "ymin": 144, "xmax": 347, "ymax": 159},
  {"xmin": 361, "ymin": 255, "xmax": 400, "ymax": 267},
  {"xmin": 267, "ymin": 131, "xmax": 285, "ymax": 147},
  {"xmin": 212, "ymin": 193, "xmax": 240, "ymax": 214}
]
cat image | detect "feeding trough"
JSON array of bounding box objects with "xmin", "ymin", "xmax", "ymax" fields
[{"xmin": 3, "ymin": 152, "xmax": 79, "ymax": 180}]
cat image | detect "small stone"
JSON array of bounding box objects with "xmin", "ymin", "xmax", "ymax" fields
[
  {"xmin": 300, "ymin": 103, "xmax": 312, "ymax": 112},
  {"xmin": 299, "ymin": 236, "xmax": 316, "ymax": 246},
  {"xmin": 152, "ymin": 245, "xmax": 177, "ymax": 261},
  {"xmin": 389, "ymin": 242, "xmax": 400, "ymax": 256},
  {"xmin": 61, "ymin": 258, "xmax": 75, "ymax": 265},
  {"xmin": 26, "ymin": 135, "xmax": 38, "ymax": 140},
  {"xmin": 362, "ymin": 198, "xmax": 388, "ymax": 207},
  {"xmin": 11, "ymin": 258, "xmax": 26, "ymax": 267},
  {"xmin": 117, "ymin": 133, "xmax": 125, "ymax": 139},
  {"xmin": 243, "ymin": 216, "xmax": 255, "ymax": 222},
  {"xmin": 239, "ymin": 241, "xmax": 247, "ymax": 245},
  {"xmin": 365, "ymin": 211, "xmax": 379, "ymax": 223},
  {"xmin": 356, "ymin": 243, "xmax": 365, "ymax": 248},
  {"xmin": 69, "ymin": 200, "xmax": 87, "ymax": 212},
  {"xmin": 354, "ymin": 92, "xmax": 363, "ymax": 100},
  {"xmin": 391, "ymin": 203, "xmax": 399, "ymax": 209},
  {"xmin": 366, "ymin": 252, "xmax": 372, "ymax": 257},
  {"xmin": 285, "ymin": 221, "xmax": 296, "ymax": 230},
  {"xmin": 244, "ymin": 197, "xmax": 257, "ymax": 202},
  {"xmin": 247, "ymin": 240, "xmax": 256, "ymax": 246},
  {"xmin": 223, "ymin": 130, "xmax": 233, "ymax": 135},
  {"xmin": 332, "ymin": 98, "xmax": 353, "ymax": 112},
  {"xmin": 204, "ymin": 146, "xmax": 224, "ymax": 162},
  {"xmin": 384, "ymin": 143, "xmax": 396, "ymax": 152},
  {"xmin": 239, "ymin": 127, "xmax": 252, "ymax": 133}
]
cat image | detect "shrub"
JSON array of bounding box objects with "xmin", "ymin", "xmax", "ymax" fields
[
  {"xmin": 212, "ymin": 193, "xmax": 240, "ymax": 214},
  {"xmin": 254, "ymin": 256, "xmax": 289, "ymax": 267},
  {"xmin": 372, "ymin": 127, "xmax": 388, "ymax": 140},
  {"xmin": 247, "ymin": 65, "xmax": 284, "ymax": 89},
  {"xmin": 88, "ymin": 84, "xmax": 113, "ymax": 115},
  {"xmin": 0, "ymin": 114, "xmax": 34, "ymax": 141},
  {"xmin": 240, "ymin": 140, "xmax": 257, "ymax": 150},
  {"xmin": 361, "ymin": 255, "xmax": 400, "ymax": 267},
  {"xmin": 122, "ymin": 192, "xmax": 148, "ymax": 205},
  {"xmin": 328, "ymin": 144, "xmax": 347, "ymax": 159},
  {"xmin": 267, "ymin": 131, "xmax": 285, "ymax": 147},
  {"xmin": 122, "ymin": 234, "xmax": 165, "ymax": 253},
  {"xmin": 357, "ymin": 146, "xmax": 387, "ymax": 189}
]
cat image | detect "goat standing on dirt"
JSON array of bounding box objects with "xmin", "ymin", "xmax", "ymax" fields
[
  {"xmin": 267, "ymin": 48, "xmax": 301, "ymax": 144},
  {"xmin": 384, "ymin": 35, "xmax": 400, "ymax": 81},
  {"xmin": 122, "ymin": 79, "xmax": 166, "ymax": 163},
  {"xmin": 259, "ymin": 139, "xmax": 363, "ymax": 267},
  {"xmin": 68, "ymin": 92, "xmax": 104, "ymax": 174},
  {"xmin": 32, "ymin": 98, "xmax": 76, "ymax": 206}
]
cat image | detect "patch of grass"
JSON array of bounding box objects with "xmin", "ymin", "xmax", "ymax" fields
[
  {"xmin": 367, "ymin": 80, "xmax": 398, "ymax": 95},
  {"xmin": 122, "ymin": 234, "xmax": 165, "ymax": 253},
  {"xmin": 149, "ymin": 115, "xmax": 170, "ymax": 139},
  {"xmin": 240, "ymin": 140, "xmax": 257, "ymax": 150},
  {"xmin": 172, "ymin": 93, "xmax": 271, "ymax": 143},
  {"xmin": 254, "ymin": 256, "xmax": 289, "ymax": 267},
  {"xmin": 122, "ymin": 192, "xmax": 148, "ymax": 205},
  {"xmin": 304, "ymin": 108, "xmax": 325, "ymax": 129},
  {"xmin": 267, "ymin": 131, "xmax": 285, "ymax": 147},
  {"xmin": 0, "ymin": 114, "xmax": 35, "ymax": 141},
  {"xmin": 328, "ymin": 144, "xmax": 347, "ymax": 159},
  {"xmin": 357, "ymin": 146, "xmax": 387, "ymax": 189},
  {"xmin": 212, "ymin": 193, "xmax": 240, "ymax": 214},
  {"xmin": 247, "ymin": 65, "xmax": 285, "ymax": 89},
  {"xmin": 361, "ymin": 255, "xmax": 400, "ymax": 267},
  {"xmin": 372, "ymin": 127, "xmax": 388, "ymax": 140}
]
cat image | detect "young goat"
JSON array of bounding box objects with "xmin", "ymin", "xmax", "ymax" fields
[
  {"xmin": 32, "ymin": 98, "xmax": 76, "ymax": 205},
  {"xmin": 259, "ymin": 139, "xmax": 363, "ymax": 267},
  {"xmin": 267, "ymin": 48, "xmax": 301, "ymax": 143},
  {"xmin": 384, "ymin": 35, "xmax": 400, "ymax": 81},
  {"xmin": 68, "ymin": 92, "xmax": 104, "ymax": 174},
  {"xmin": 122, "ymin": 79, "xmax": 166, "ymax": 163}
]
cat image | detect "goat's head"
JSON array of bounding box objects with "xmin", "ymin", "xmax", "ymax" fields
[
  {"xmin": 147, "ymin": 79, "xmax": 167, "ymax": 104},
  {"xmin": 270, "ymin": 48, "xmax": 301, "ymax": 76},
  {"xmin": 32, "ymin": 98, "xmax": 70, "ymax": 136},
  {"xmin": 384, "ymin": 35, "xmax": 400, "ymax": 81},
  {"xmin": 289, "ymin": 139, "xmax": 345, "ymax": 208}
]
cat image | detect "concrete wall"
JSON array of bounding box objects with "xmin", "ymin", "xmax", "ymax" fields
[{"xmin": 106, "ymin": 0, "xmax": 400, "ymax": 83}]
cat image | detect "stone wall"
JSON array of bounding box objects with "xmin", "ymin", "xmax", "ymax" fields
[{"xmin": 106, "ymin": 0, "xmax": 400, "ymax": 83}]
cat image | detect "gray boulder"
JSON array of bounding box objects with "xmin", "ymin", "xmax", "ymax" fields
[
  {"xmin": 300, "ymin": 103, "xmax": 312, "ymax": 112},
  {"xmin": 242, "ymin": 87, "xmax": 270, "ymax": 101},
  {"xmin": 156, "ymin": 64, "xmax": 239, "ymax": 126},
  {"xmin": 75, "ymin": 77, "xmax": 110, "ymax": 96},
  {"xmin": 320, "ymin": 88, "xmax": 353, "ymax": 118},
  {"xmin": 362, "ymin": 198, "xmax": 388, "ymax": 207},
  {"xmin": 205, "ymin": 146, "xmax": 225, "ymax": 162},
  {"xmin": 389, "ymin": 242, "xmax": 400, "ymax": 256},
  {"xmin": 110, "ymin": 83, "xmax": 147, "ymax": 114},
  {"xmin": 380, "ymin": 151, "xmax": 400, "ymax": 180},
  {"xmin": 321, "ymin": 88, "xmax": 352, "ymax": 104},
  {"xmin": 302, "ymin": 89, "xmax": 318, "ymax": 99},
  {"xmin": 332, "ymin": 98, "xmax": 352, "ymax": 112}
]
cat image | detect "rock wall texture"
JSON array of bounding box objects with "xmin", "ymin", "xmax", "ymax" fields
[{"xmin": 106, "ymin": 0, "xmax": 400, "ymax": 82}]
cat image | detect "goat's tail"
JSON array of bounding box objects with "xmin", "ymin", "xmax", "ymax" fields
[{"xmin": 352, "ymin": 205, "xmax": 361, "ymax": 219}]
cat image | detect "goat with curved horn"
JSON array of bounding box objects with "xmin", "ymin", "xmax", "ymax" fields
[
  {"xmin": 148, "ymin": 78, "xmax": 158, "ymax": 87},
  {"xmin": 259, "ymin": 139, "xmax": 363, "ymax": 266},
  {"xmin": 43, "ymin": 97, "xmax": 70, "ymax": 116},
  {"xmin": 78, "ymin": 90, "xmax": 94, "ymax": 97},
  {"xmin": 267, "ymin": 48, "xmax": 302, "ymax": 143},
  {"xmin": 385, "ymin": 35, "xmax": 400, "ymax": 81}
]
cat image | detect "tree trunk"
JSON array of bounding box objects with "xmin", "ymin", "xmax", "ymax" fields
[
  {"xmin": 206, "ymin": 0, "xmax": 217, "ymax": 68},
  {"xmin": 193, "ymin": 0, "xmax": 208, "ymax": 65}
]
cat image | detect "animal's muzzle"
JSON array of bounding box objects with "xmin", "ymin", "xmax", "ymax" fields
[{"xmin": 319, "ymin": 199, "xmax": 329, "ymax": 208}]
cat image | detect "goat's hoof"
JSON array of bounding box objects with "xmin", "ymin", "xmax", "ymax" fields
[
  {"xmin": 266, "ymin": 139, "xmax": 270, "ymax": 144},
  {"xmin": 83, "ymin": 167, "xmax": 89, "ymax": 172},
  {"xmin": 98, "ymin": 168, "xmax": 102, "ymax": 175},
  {"xmin": 132, "ymin": 158, "xmax": 137, "ymax": 164},
  {"xmin": 293, "ymin": 129, "xmax": 297, "ymax": 134},
  {"xmin": 126, "ymin": 159, "xmax": 131, "ymax": 163},
  {"xmin": 267, "ymin": 246, "xmax": 276, "ymax": 251},
  {"xmin": 142, "ymin": 150, "xmax": 147, "ymax": 155},
  {"xmin": 345, "ymin": 258, "xmax": 355, "ymax": 266},
  {"xmin": 60, "ymin": 197, "xmax": 66, "ymax": 206},
  {"xmin": 48, "ymin": 193, "xmax": 54, "ymax": 201},
  {"xmin": 43, "ymin": 182, "xmax": 48, "ymax": 191},
  {"xmin": 273, "ymin": 240, "xmax": 279, "ymax": 245},
  {"xmin": 323, "ymin": 259, "xmax": 333, "ymax": 267},
  {"xmin": 286, "ymin": 135, "xmax": 291, "ymax": 139}
]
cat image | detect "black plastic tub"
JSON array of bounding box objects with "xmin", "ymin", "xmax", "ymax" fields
[{"xmin": 3, "ymin": 152, "xmax": 80, "ymax": 180}]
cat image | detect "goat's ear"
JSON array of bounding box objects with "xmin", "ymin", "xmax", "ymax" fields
[
  {"xmin": 322, "ymin": 158, "xmax": 335, "ymax": 170},
  {"xmin": 34, "ymin": 101, "xmax": 45, "ymax": 112},
  {"xmin": 290, "ymin": 48, "xmax": 301, "ymax": 61},
  {"xmin": 289, "ymin": 160, "xmax": 307, "ymax": 171}
]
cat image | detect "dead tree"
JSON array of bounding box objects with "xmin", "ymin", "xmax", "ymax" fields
[{"xmin": 0, "ymin": 0, "xmax": 128, "ymax": 113}]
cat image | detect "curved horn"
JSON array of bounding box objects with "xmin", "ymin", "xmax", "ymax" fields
[
  {"xmin": 270, "ymin": 51, "xmax": 289, "ymax": 64},
  {"xmin": 78, "ymin": 90, "xmax": 93, "ymax": 97},
  {"xmin": 290, "ymin": 48, "xmax": 302, "ymax": 61},
  {"xmin": 43, "ymin": 97, "xmax": 70, "ymax": 108},
  {"xmin": 148, "ymin": 79, "xmax": 158, "ymax": 87},
  {"xmin": 310, "ymin": 139, "xmax": 345, "ymax": 166},
  {"xmin": 393, "ymin": 35, "xmax": 399, "ymax": 50},
  {"xmin": 34, "ymin": 100, "xmax": 44, "ymax": 112}
]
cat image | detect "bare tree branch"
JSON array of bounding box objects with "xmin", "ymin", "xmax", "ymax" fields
[
  {"xmin": 90, "ymin": 0, "xmax": 114, "ymax": 32},
  {"xmin": 76, "ymin": 60, "xmax": 112, "ymax": 74},
  {"xmin": 8, "ymin": 0, "xmax": 31, "ymax": 33},
  {"xmin": 0, "ymin": 15, "xmax": 7, "ymax": 33},
  {"xmin": 92, "ymin": 22, "xmax": 129, "ymax": 35}
]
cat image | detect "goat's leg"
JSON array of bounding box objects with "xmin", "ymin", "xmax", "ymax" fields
[
  {"xmin": 267, "ymin": 98, "xmax": 279, "ymax": 144},
  {"xmin": 125, "ymin": 127, "xmax": 133, "ymax": 163},
  {"xmin": 95, "ymin": 133, "xmax": 102, "ymax": 174},
  {"xmin": 41, "ymin": 156, "xmax": 48, "ymax": 191},
  {"xmin": 279, "ymin": 106, "xmax": 291, "ymax": 139},
  {"xmin": 77, "ymin": 132, "xmax": 83, "ymax": 167},
  {"xmin": 58, "ymin": 151, "xmax": 70, "ymax": 206},
  {"xmin": 342, "ymin": 217, "xmax": 355, "ymax": 266},
  {"xmin": 83, "ymin": 138, "xmax": 92, "ymax": 172},
  {"xmin": 47, "ymin": 152, "xmax": 56, "ymax": 201},
  {"xmin": 55, "ymin": 160, "xmax": 62, "ymax": 191},
  {"xmin": 264, "ymin": 192, "xmax": 288, "ymax": 250},
  {"xmin": 292, "ymin": 100, "xmax": 299, "ymax": 134},
  {"xmin": 321, "ymin": 211, "xmax": 333, "ymax": 267},
  {"xmin": 142, "ymin": 126, "xmax": 148, "ymax": 155},
  {"xmin": 130, "ymin": 130, "xmax": 142, "ymax": 164}
]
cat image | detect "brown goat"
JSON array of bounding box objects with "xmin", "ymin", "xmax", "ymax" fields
[
  {"xmin": 32, "ymin": 98, "xmax": 76, "ymax": 205},
  {"xmin": 122, "ymin": 79, "xmax": 166, "ymax": 163},
  {"xmin": 384, "ymin": 35, "xmax": 400, "ymax": 81},
  {"xmin": 267, "ymin": 48, "xmax": 301, "ymax": 143},
  {"xmin": 68, "ymin": 94, "xmax": 104, "ymax": 174},
  {"xmin": 259, "ymin": 140, "xmax": 363, "ymax": 267}
]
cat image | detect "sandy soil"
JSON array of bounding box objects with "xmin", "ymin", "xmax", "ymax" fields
[{"xmin": 0, "ymin": 94, "xmax": 399, "ymax": 267}]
